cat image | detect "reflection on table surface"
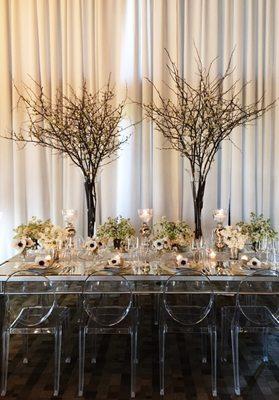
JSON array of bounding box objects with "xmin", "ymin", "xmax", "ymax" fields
[{"xmin": 0, "ymin": 249, "xmax": 276, "ymax": 282}]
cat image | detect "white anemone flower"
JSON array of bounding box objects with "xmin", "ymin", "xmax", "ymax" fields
[
  {"xmin": 12, "ymin": 238, "xmax": 27, "ymax": 253},
  {"xmin": 84, "ymin": 238, "xmax": 98, "ymax": 251},
  {"xmin": 34, "ymin": 255, "xmax": 53, "ymax": 268},
  {"xmin": 176, "ymin": 254, "xmax": 188, "ymax": 268},
  {"xmin": 108, "ymin": 254, "xmax": 123, "ymax": 267},
  {"xmin": 247, "ymin": 257, "xmax": 262, "ymax": 269},
  {"xmin": 153, "ymin": 239, "xmax": 165, "ymax": 251}
]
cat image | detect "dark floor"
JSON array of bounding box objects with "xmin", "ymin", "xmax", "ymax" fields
[{"xmin": 3, "ymin": 300, "xmax": 279, "ymax": 400}]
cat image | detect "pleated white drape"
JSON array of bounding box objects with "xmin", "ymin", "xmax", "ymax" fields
[{"xmin": 0, "ymin": 0, "xmax": 279, "ymax": 260}]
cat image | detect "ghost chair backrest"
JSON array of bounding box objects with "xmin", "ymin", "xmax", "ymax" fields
[
  {"xmin": 3, "ymin": 270, "xmax": 55, "ymax": 329},
  {"xmin": 163, "ymin": 269, "xmax": 214, "ymax": 326},
  {"xmin": 236, "ymin": 269, "xmax": 279, "ymax": 326},
  {"xmin": 82, "ymin": 270, "xmax": 133, "ymax": 327}
]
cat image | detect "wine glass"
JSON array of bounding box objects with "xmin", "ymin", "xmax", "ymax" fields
[
  {"xmin": 270, "ymin": 238, "xmax": 279, "ymax": 269},
  {"xmin": 257, "ymin": 236, "xmax": 269, "ymax": 261},
  {"xmin": 127, "ymin": 236, "xmax": 139, "ymax": 252}
]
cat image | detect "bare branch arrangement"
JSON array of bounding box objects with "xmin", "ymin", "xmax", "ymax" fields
[
  {"xmin": 8, "ymin": 79, "xmax": 132, "ymax": 236},
  {"xmin": 142, "ymin": 50, "xmax": 276, "ymax": 239}
]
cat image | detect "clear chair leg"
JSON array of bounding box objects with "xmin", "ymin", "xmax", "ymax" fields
[
  {"xmin": 53, "ymin": 327, "xmax": 62, "ymax": 397},
  {"xmin": 78, "ymin": 327, "xmax": 86, "ymax": 397},
  {"xmin": 76, "ymin": 294, "xmax": 83, "ymax": 324},
  {"xmin": 154, "ymin": 294, "xmax": 160, "ymax": 325},
  {"xmin": 221, "ymin": 309, "xmax": 228, "ymax": 362},
  {"xmin": 262, "ymin": 328, "xmax": 269, "ymax": 363},
  {"xmin": 231, "ymin": 327, "xmax": 241, "ymax": 396},
  {"xmin": 159, "ymin": 327, "xmax": 165, "ymax": 396},
  {"xmin": 201, "ymin": 332, "xmax": 207, "ymax": 363},
  {"xmin": 91, "ymin": 334, "xmax": 97, "ymax": 364},
  {"xmin": 133, "ymin": 293, "xmax": 139, "ymax": 308},
  {"xmin": 65, "ymin": 312, "xmax": 71, "ymax": 363},
  {"xmin": 210, "ymin": 328, "xmax": 217, "ymax": 397},
  {"xmin": 134, "ymin": 324, "xmax": 139, "ymax": 364},
  {"xmin": 22, "ymin": 335, "xmax": 29, "ymax": 364},
  {"xmin": 130, "ymin": 331, "xmax": 136, "ymax": 398},
  {"xmin": 1, "ymin": 331, "xmax": 10, "ymax": 396}
]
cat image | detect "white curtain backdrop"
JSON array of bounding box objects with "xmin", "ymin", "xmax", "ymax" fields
[{"xmin": 0, "ymin": 0, "xmax": 279, "ymax": 260}]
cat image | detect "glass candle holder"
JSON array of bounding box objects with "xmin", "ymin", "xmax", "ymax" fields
[
  {"xmin": 62, "ymin": 209, "xmax": 78, "ymax": 249},
  {"xmin": 62, "ymin": 209, "xmax": 78, "ymax": 226},
  {"xmin": 138, "ymin": 209, "xmax": 153, "ymax": 223},
  {"xmin": 212, "ymin": 209, "xmax": 227, "ymax": 224}
]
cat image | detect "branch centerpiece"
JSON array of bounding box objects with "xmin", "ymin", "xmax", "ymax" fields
[
  {"xmin": 142, "ymin": 50, "xmax": 275, "ymax": 239},
  {"xmin": 7, "ymin": 79, "xmax": 133, "ymax": 237}
]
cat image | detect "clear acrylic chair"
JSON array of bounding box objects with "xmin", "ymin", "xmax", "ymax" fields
[
  {"xmin": 1, "ymin": 270, "xmax": 69, "ymax": 397},
  {"xmin": 159, "ymin": 269, "xmax": 217, "ymax": 397},
  {"xmin": 78, "ymin": 270, "xmax": 138, "ymax": 398},
  {"xmin": 221, "ymin": 269, "xmax": 279, "ymax": 395}
]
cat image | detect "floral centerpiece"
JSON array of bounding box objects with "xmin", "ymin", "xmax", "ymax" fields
[
  {"xmin": 220, "ymin": 225, "xmax": 248, "ymax": 259},
  {"xmin": 13, "ymin": 217, "xmax": 67, "ymax": 255},
  {"xmin": 153, "ymin": 217, "xmax": 194, "ymax": 251},
  {"xmin": 237, "ymin": 212, "xmax": 277, "ymax": 251},
  {"xmin": 39, "ymin": 225, "xmax": 68, "ymax": 250},
  {"xmin": 13, "ymin": 217, "xmax": 53, "ymax": 250},
  {"xmin": 96, "ymin": 216, "xmax": 135, "ymax": 250}
]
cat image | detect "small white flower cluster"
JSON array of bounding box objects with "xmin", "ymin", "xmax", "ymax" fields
[
  {"xmin": 220, "ymin": 225, "xmax": 248, "ymax": 250},
  {"xmin": 154, "ymin": 217, "xmax": 193, "ymax": 248},
  {"xmin": 96, "ymin": 216, "xmax": 135, "ymax": 241},
  {"xmin": 153, "ymin": 238, "xmax": 171, "ymax": 251},
  {"xmin": 12, "ymin": 217, "xmax": 68, "ymax": 253},
  {"xmin": 39, "ymin": 226, "xmax": 68, "ymax": 250}
]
